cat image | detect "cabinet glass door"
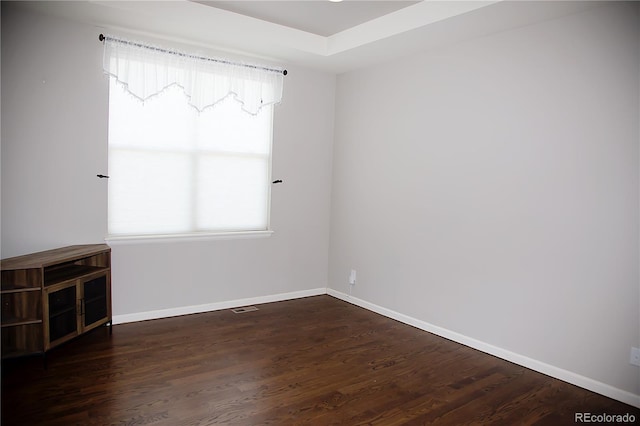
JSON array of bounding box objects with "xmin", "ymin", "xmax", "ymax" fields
[
  {"xmin": 83, "ymin": 275, "xmax": 108, "ymax": 328},
  {"xmin": 48, "ymin": 286, "xmax": 77, "ymax": 342}
]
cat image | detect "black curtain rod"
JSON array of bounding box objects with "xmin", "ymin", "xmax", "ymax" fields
[{"xmin": 99, "ymin": 34, "xmax": 287, "ymax": 76}]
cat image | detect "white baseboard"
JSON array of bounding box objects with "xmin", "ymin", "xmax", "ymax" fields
[
  {"xmin": 326, "ymin": 288, "xmax": 640, "ymax": 409},
  {"xmin": 112, "ymin": 286, "xmax": 639, "ymax": 408},
  {"xmin": 112, "ymin": 287, "xmax": 326, "ymax": 325}
]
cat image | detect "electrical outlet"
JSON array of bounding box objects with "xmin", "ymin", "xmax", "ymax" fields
[
  {"xmin": 631, "ymin": 347, "xmax": 640, "ymax": 367},
  {"xmin": 349, "ymin": 269, "xmax": 356, "ymax": 285}
]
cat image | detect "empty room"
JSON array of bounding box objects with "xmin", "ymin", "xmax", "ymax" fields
[{"xmin": 1, "ymin": 0, "xmax": 639, "ymax": 424}]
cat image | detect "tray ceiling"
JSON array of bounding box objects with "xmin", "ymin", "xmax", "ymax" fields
[
  {"xmin": 195, "ymin": 1, "xmax": 420, "ymax": 37},
  {"xmin": 14, "ymin": 1, "xmax": 600, "ymax": 74}
]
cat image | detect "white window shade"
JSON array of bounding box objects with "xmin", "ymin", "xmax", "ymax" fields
[
  {"xmin": 102, "ymin": 35, "xmax": 284, "ymax": 115},
  {"xmin": 108, "ymin": 81, "xmax": 273, "ymax": 237}
]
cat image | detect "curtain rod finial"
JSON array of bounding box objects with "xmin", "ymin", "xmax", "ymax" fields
[
  {"xmin": 283, "ymin": 70, "xmax": 288, "ymax": 76},
  {"xmin": 99, "ymin": 34, "xmax": 105, "ymax": 42}
]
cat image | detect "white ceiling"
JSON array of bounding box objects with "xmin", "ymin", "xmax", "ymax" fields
[
  {"xmin": 16, "ymin": 1, "xmax": 601, "ymax": 74},
  {"xmin": 195, "ymin": 1, "xmax": 420, "ymax": 37}
]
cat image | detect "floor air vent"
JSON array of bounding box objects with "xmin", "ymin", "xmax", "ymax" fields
[{"xmin": 231, "ymin": 306, "xmax": 259, "ymax": 314}]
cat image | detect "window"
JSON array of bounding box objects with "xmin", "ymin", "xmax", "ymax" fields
[
  {"xmin": 102, "ymin": 35, "xmax": 284, "ymax": 239},
  {"xmin": 108, "ymin": 81, "xmax": 273, "ymax": 237}
]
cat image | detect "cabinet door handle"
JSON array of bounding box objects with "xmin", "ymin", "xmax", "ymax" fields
[{"xmin": 78, "ymin": 299, "xmax": 84, "ymax": 316}]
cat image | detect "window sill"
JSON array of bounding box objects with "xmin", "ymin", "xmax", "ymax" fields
[{"xmin": 105, "ymin": 230, "xmax": 274, "ymax": 245}]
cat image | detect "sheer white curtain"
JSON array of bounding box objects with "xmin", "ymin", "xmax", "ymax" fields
[{"xmin": 102, "ymin": 35, "xmax": 284, "ymax": 115}]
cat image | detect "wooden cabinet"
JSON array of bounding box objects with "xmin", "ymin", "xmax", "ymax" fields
[{"xmin": 1, "ymin": 244, "xmax": 111, "ymax": 359}]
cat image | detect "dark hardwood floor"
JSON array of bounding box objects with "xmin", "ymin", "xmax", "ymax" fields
[{"xmin": 2, "ymin": 295, "xmax": 638, "ymax": 425}]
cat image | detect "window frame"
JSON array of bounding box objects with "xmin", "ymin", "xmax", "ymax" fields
[{"xmin": 105, "ymin": 80, "xmax": 276, "ymax": 242}]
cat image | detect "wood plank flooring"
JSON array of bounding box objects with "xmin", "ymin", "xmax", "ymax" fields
[{"xmin": 2, "ymin": 295, "xmax": 638, "ymax": 425}]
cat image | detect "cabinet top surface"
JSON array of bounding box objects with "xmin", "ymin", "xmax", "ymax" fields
[{"xmin": 1, "ymin": 244, "xmax": 111, "ymax": 270}]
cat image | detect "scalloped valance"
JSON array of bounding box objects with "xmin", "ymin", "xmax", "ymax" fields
[{"xmin": 102, "ymin": 35, "xmax": 285, "ymax": 115}]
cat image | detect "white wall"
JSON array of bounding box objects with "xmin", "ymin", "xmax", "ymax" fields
[
  {"xmin": 1, "ymin": 2, "xmax": 109, "ymax": 255},
  {"xmin": 1, "ymin": 4, "xmax": 335, "ymax": 315},
  {"xmin": 329, "ymin": 2, "xmax": 640, "ymax": 399}
]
